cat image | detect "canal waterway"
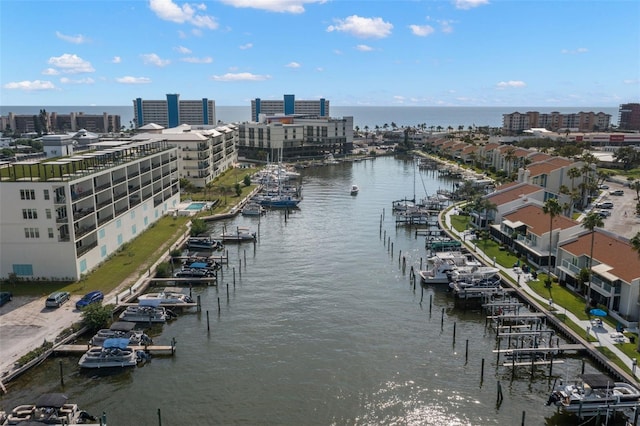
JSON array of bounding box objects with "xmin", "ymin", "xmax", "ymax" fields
[{"xmin": 1, "ymin": 156, "xmax": 603, "ymax": 425}]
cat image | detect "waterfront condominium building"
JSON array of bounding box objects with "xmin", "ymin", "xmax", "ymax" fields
[
  {"xmin": 0, "ymin": 111, "xmax": 121, "ymax": 135},
  {"xmin": 250, "ymin": 95, "xmax": 329, "ymax": 122},
  {"xmin": 502, "ymin": 111, "xmax": 611, "ymax": 134},
  {"xmin": 618, "ymin": 103, "xmax": 640, "ymax": 131},
  {"xmin": 133, "ymin": 123, "xmax": 238, "ymax": 189},
  {"xmin": 0, "ymin": 139, "xmax": 180, "ymax": 281},
  {"xmin": 133, "ymin": 94, "xmax": 216, "ymax": 128},
  {"xmin": 237, "ymin": 114, "xmax": 353, "ymax": 161}
]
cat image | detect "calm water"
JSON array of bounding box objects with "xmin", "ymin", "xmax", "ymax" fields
[
  {"xmin": 1, "ymin": 157, "xmax": 601, "ymax": 425},
  {"xmin": 0, "ymin": 105, "xmax": 619, "ymax": 132}
]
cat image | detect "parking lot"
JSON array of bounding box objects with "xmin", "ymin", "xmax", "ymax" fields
[{"xmin": 592, "ymin": 179, "xmax": 640, "ymax": 239}]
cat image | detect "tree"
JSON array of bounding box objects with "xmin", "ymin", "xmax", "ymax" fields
[
  {"xmin": 581, "ymin": 211, "xmax": 604, "ymax": 300},
  {"xmin": 631, "ymin": 231, "xmax": 640, "ymax": 259},
  {"xmin": 243, "ymin": 174, "xmax": 251, "ymax": 187},
  {"xmin": 82, "ymin": 303, "xmax": 113, "ymax": 331},
  {"xmin": 234, "ymin": 183, "xmax": 241, "ymax": 197},
  {"xmin": 613, "ymin": 146, "xmax": 640, "ymax": 170},
  {"xmin": 542, "ymin": 197, "xmax": 562, "ymax": 287},
  {"xmin": 630, "ymin": 180, "xmax": 640, "ymax": 201},
  {"xmin": 190, "ymin": 218, "xmax": 208, "ymax": 236}
]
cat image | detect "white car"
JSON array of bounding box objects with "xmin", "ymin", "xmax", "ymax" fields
[{"xmin": 595, "ymin": 209, "xmax": 611, "ymax": 218}]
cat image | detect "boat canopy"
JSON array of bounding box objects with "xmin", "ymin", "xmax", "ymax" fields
[
  {"xmin": 35, "ymin": 393, "xmax": 68, "ymax": 408},
  {"xmin": 103, "ymin": 338, "xmax": 130, "ymax": 349},
  {"xmin": 138, "ymin": 299, "xmax": 162, "ymax": 307},
  {"xmin": 189, "ymin": 262, "xmax": 208, "ymax": 269},
  {"xmin": 580, "ymin": 373, "xmax": 615, "ymax": 389},
  {"xmin": 109, "ymin": 321, "xmax": 137, "ymax": 332}
]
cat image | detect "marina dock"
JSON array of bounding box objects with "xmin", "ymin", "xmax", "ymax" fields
[{"xmin": 54, "ymin": 344, "xmax": 176, "ymax": 356}]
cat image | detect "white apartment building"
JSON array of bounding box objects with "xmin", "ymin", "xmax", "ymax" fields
[
  {"xmin": 133, "ymin": 123, "xmax": 238, "ymax": 189},
  {"xmin": 237, "ymin": 115, "xmax": 353, "ymax": 161},
  {"xmin": 0, "ymin": 139, "xmax": 180, "ymax": 280}
]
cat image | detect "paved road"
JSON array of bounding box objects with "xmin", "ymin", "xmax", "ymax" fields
[
  {"xmin": 0, "ymin": 295, "xmax": 83, "ymax": 381},
  {"xmin": 594, "ymin": 179, "xmax": 640, "ymax": 239}
]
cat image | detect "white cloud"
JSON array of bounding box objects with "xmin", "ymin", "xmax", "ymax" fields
[
  {"xmin": 192, "ymin": 28, "xmax": 203, "ymax": 37},
  {"xmin": 116, "ymin": 76, "xmax": 152, "ymax": 84},
  {"xmin": 561, "ymin": 47, "xmax": 588, "ymax": 54},
  {"xmin": 355, "ymin": 44, "xmax": 373, "ymax": 52},
  {"xmin": 112, "ymin": 56, "xmax": 122, "ymax": 64},
  {"xmin": 42, "ymin": 68, "xmax": 60, "ymax": 75},
  {"xmin": 286, "ymin": 62, "xmax": 301, "ymax": 68},
  {"xmin": 409, "ymin": 24, "xmax": 435, "ymax": 37},
  {"xmin": 453, "ymin": 0, "xmax": 489, "ymax": 10},
  {"xmin": 141, "ymin": 53, "xmax": 171, "ymax": 67},
  {"xmin": 3, "ymin": 80, "xmax": 56, "ymax": 91},
  {"xmin": 60, "ymin": 77, "xmax": 95, "ymax": 84},
  {"xmin": 327, "ymin": 15, "xmax": 393, "ymax": 39},
  {"xmin": 496, "ymin": 80, "xmax": 527, "ymax": 89},
  {"xmin": 219, "ymin": 0, "xmax": 323, "ymax": 14},
  {"xmin": 623, "ymin": 79, "xmax": 639, "ymax": 84},
  {"xmin": 55, "ymin": 31, "xmax": 89, "ymax": 44},
  {"xmin": 211, "ymin": 72, "xmax": 271, "ymax": 81},
  {"xmin": 181, "ymin": 56, "xmax": 213, "ymax": 63},
  {"xmin": 239, "ymin": 43, "xmax": 253, "ymax": 50},
  {"xmin": 175, "ymin": 45, "xmax": 192, "ymax": 54},
  {"xmin": 149, "ymin": 0, "xmax": 218, "ymax": 29},
  {"xmin": 439, "ymin": 20, "xmax": 454, "ymax": 34},
  {"xmin": 48, "ymin": 53, "xmax": 95, "ymax": 73}
]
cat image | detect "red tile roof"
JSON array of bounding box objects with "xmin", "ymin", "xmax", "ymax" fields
[
  {"xmin": 503, "ymin": 204, "xmax": 578, "ymax": 236},
  {"xmin": 486, "ymin": 183, "xmax": 542, "ymax": 206},
  {"xmin": 560, "ymin": 231, "xmax": 640, "ymax": 283}
]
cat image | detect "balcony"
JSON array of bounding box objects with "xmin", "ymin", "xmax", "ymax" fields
[
  {"xmin": 54, "ymin": 196, "xmax": 67, "ymax": 205},
  {"xmin": 98, "ymin": 214, "xmax": 114, "ymax": 226},
  {"xmin": 113, "ymin": 191, "xmax": 127, "ymax": 201},
  {"xmin": 95, "ymin": 182, "xmax": 111, "ymax": 192},
  {"xmin": 96, "ymin": 198, "xmax": 113, "ymax": 210},
  {"xmin": 75, "ymin": 224, "xmax": 96, "ymax": 239},
  {"xmin": 56, "ymin": 216, "xmax": 69, "ymax": 224},
  {"xmin": 112, "ymin": 176, "xmax": 126, "ymax": 185},
  {"xmin": 76, "ymin": 241, "xmax": 98, "ymax": 257},
  {"xmin": 560, "ymin": 259, "xmax": 582, "ymax": 276},
  {"xmin": 71, "ymin": 190, "xmax": 93, "ymax": 202}
]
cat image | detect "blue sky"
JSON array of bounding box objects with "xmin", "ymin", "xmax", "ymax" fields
[{"xmin": 1, "ymin": 0, "xmax": 638, "ymax": 107}]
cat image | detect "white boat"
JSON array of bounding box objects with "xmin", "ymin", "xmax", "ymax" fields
[
  {"xmin": 89, "ymin": 321, "xmax": 152, "ymax": 346},
  {"xmin": 138, "ymin": 291, "xmax": 193, "ymax": 305},
  {"xmin": 241, "ymin": 203, "xmax": 265, "ymax": 216},
  {"xmin": 418, "ymin": 258, "xmax": 456, "ymax": 284},
  {"xmin": 220, "ymin": 226, "xmax": 257, "ymax": 242},
  {"xmin": 546, "ymin": 373, "xmax": 640, "ymax": 415},
  {"xmin": 119, "ymin": 305, "xmax": 172, "ymax": 323},
  {"xmin": 2, "ymin": 393, "xmax": 99, "ymax": 425},
  {"xmin": 350, "ymin": 184, "xmax": 359, "ymax": 195},
  {"xmin": 78, "ymin": 337, "xmax": 145, "ymax": 369},
  {"xmin": 419, "ymin": 252, "xmax": 497, "ymax": 285}
]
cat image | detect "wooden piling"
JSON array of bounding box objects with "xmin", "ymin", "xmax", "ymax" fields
[
  {"xmin": 233, "ymin": 268, "xmax": 236, "ymax": 285},
  {"xmin": 226, "ymin": 284, "xmax": 229, "ymax": 300},
  {"xmin": 453, "ymin": 322, "xmax": 456, "ymax": 343},
  {"xmin": 465, "ymin": 339, "xmax": 469, "ymax": 363},
  {"xmin": 481, "ymin": 358, "xmax": 485, "ymax": 383},
  {"xmin": 521, "ymin": 411, "xmax": 525, "ymax": 426},
  {"xmin": 243, "ymin": 249, "xmax": 247, "ymax": 267},
  {"xmin": 59, "ymin": 361, "xmax": 64, "ymax": 387},
  {"xmin": 429, "ymin": 295, "xmax": 432, "ymax": 313},
  {"xmin": 441, "ymin": 308, "xmax": 445, "ymax": 329},
  {"xmin": 206, "ymin": 311, "xmax": 210, "ymax": 331},
  {"xmin": 197, "ymin": 295, "xmax": 201, "ymax": 312},
  {"xmin": 157, "ymin": 408, "xmax": 162, "ymax": 426},
  {"xmin": 497, "ymin": 381, "xmax": 503, "ymax": 404},
  {"xmin": 217, "ymin": 297, "xmax": 220, "ymax": 313}
]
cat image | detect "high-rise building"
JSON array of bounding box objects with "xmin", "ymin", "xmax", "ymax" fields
[
  {"xmin": 618, "ymin": 103, "xmax": 640, "ymax": 131},
  {"xmin": 0, "ymin": 111, "xmax": 121, "ymax": 134},
  {"xmin": 133, "ymin": 94, "xmax": 216, "ymax": 128},
  {"xmin": 250, "ymin": 95, "xmax": 329, "ymax": 122}
]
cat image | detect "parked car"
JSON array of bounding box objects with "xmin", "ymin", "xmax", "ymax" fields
[
  {"xmin": 0, "ymin": 291, "xmax": 12, "ymax": 307},
  {"xmin": 595, "ymin": 202, "xmax": 614, "ymax": 209},
  {"xmin": 76, "ymin": 290, "xmax": 104, "ymax": 310},
  {"xmin": 610, "ymin": 189, "xmax": 624, "ymax": 196},
  {"xmin": 45, "ymin": 291, "xmax": 70, "ymax": 308},
  {"xmin": 596, "ymin": 209, "xmax": 611, "ymax": 218},
  {"xmin": 599, "ymin": 184, "xmax": 609, "ymax": 189}
]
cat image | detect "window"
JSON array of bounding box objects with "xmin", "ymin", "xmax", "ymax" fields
[
  {"xmin": 12, "ymin": 264, "xmax": 33, "ymax": 276},
  {"xmin": 132, "ymin": 224, "xmax": 137, "ymax": 235},
  {"xmin": 20, "ymin": 189, "xmax": 36, "ymax": 200},
  {"xmin": 43, "ymin": 189, "xmax": 50, "ymax": 200},
  {"xmin": 22, "ymin": 209, "xmax": 38, "ymax": 219},
  {"xmin": 46, "ymin": 209, "xmax": 52, "ymax": 219},
  {"xmin": 117, "ymin": 234, "xmax": 123, "ymax": 245},
  {"xmin": 99, "ymin": 229, "xmax": 105, "ymax": 239},
  {"xmin": 48, "ymin": 228, "xmax": 54, "ymax": 238},
  {"xmin": 101, "ymin": 245, "xmax": 107, "ymax": 257},
  {"xmin": 24, "ymin": 228, "xmax": 39, "ymax": 238}
]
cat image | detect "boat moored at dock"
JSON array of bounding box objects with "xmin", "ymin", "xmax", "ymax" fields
[
  {"xmin": 1, "ymin": 393, "xmax": 99, "ymax": 425},
  {"xmin": 186, "ymin": 237, "xmax": 224, "ymax": 251},
  {"xmin": 220, "ymin": 226, "xmax": 257, "ymax": 242},
  {"xmin": 78, "ymin": 338, "xmax": 147, "ymax": 369},
  {"xmin": 89, "ymin": 321, "xmax": 152, "ymax": 347},
  {"xmin": 119, "ymin": 305, "xmax": 173, "ymax": 323},
  {"xmin": 546, "ymin": 373, "xmax": 640, "ymax": 415},
  {"xmin": 138, "ymin": 291, "xmax": 193, "ymax": 305}
]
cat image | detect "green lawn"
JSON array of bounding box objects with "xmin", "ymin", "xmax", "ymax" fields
[{"xmin": 450, "ymin": 214, "xmax": 470, "ymax": 233}]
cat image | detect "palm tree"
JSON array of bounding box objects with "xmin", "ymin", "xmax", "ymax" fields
[
  {"xmin": 631, "ymin": 231, "xmax": 640, "ymax": 258},
  {"xmin": 542, "ymin": 198, "xmax": 562, "ymax": 287},
  {"xmin": 581, "ymin": 211, "xmax": 604, "ymax": 301}
]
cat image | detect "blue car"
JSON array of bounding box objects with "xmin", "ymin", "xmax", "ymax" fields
[{"xmin": 76, "ymin": 290, "xmax": 104, "ymax": 310}]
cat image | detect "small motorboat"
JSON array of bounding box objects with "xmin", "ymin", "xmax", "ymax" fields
[{"xmin": 350, "ymin": 184, "xmax": 359, "ymax": 195}]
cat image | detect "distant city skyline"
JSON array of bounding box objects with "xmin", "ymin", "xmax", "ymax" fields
[{"xmin": 1, "ymin": 0, "xmax": 638, "ymax": 107}]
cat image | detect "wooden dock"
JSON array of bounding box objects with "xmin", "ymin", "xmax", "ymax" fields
[
  {"xmin": 149, "ymin": 277, "xmax": 217, "ymax": 285},
  {"xmin": 54, "ymin": 344, "xmax": 175, "ymax": 356},
  {"xmin": 120, "ymin": 302, "xmax": 198, "ymax": 309}
]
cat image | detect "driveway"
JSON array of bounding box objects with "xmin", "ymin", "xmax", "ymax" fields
[{"xmin": 0, "ymin": 295, "xmax": 83, "ymax": 382}]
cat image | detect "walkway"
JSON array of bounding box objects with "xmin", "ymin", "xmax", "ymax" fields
[{"xmin": 440, "ymin": 206, "xmax": 640, "ymax": 384}]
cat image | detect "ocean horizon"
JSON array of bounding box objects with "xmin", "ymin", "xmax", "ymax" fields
[{"xmin": 0, "ymin": 105, "xmax": 620, "ymax": 131}]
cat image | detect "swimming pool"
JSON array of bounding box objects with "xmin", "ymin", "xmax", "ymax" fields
[{"xmin": 185, "ymin": 202, "xmax": 206, "ymax": 211}]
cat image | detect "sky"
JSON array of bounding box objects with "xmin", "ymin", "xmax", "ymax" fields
[{"xmin": 1, "ymin": 0, "xmax": 639, "ymax": 107}]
